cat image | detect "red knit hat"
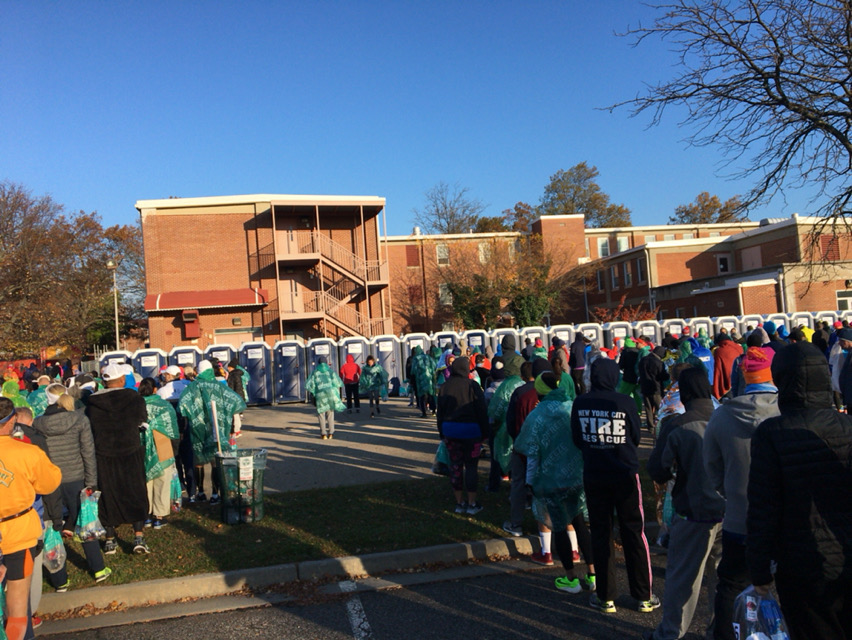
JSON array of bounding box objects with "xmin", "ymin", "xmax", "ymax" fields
[{"xmin": 742, "ymin": 347, "xmax": 774, "ymax": 385}]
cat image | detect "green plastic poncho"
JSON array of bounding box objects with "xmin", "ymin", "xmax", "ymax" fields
[
  {"xmin": 178, "ymin": 369, "xmax": 247, "ymax": 465},
  {"xmin": 27, "ymin": 386, "xmax": 48, "ymax": 417},
  {"xmin": 696, "ymin": 328, "xmax": 713, "ymax": 350},
  {"xmin": 410, "ymin": 346, "xmax": 436, "ymax": 397},
  {"xmin": 305, "ymin": 363, "xmax": 346, "ymax": 414},
  {"xmin": 359, "ymin": 363, "xmax": 388, "ymax": 399},
  {"xmin": 142, "ymin": 394, "xmax": 179, "ymax": 481},
  {"xmin": 2, "ymin": 380, "xmax": 30, "ymax": 408},
  {"xmin": 487, "ymin": 375, "xmax": 525, "ymax": 473}
]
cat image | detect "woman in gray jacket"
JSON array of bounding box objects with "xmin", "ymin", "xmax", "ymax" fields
[{"xmin": 33, "ymin": 385, "xmax": 110, "ymax": 585}]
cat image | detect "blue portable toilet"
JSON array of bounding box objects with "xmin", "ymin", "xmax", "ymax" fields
[
  {"xmin": 714, "ymin": 316, "xmax": 740, "ymax": 337},
  {"xmin": 98, "ymin": 350, "xmax": 132, "ymax": 371},
  {"xmin": 131, "ymin": 348, "xmax": 167, "ymax": 380},
  {"xmin": 205, "ymin": 344, "xmax": 237, "ymax": 367},
  {"xmin": 688, "ymin": 317, "xmax": 715, "ymax": 340},
  {"xmin": 575, "ymin": 323, "xmax": 603, "ymax": 345},
  {"xmin": 520, "ymin": 326, "xmax": 547, "ymax": 352},
  {"xmin": 460, "ymin": 330, "xmax": 489, "ymax": 356},
  {"xmin": 273, "ymin": 339, "xmax": 306, "ymax": 403},
  {"xmin": 238, "ymin": 342, "xmax": 273, "ymax": 405},
  {"xmin": 306, "ymin": 338, "xmax": 339, "ymax": 375},
  {"xmin": 662, "ymin": 318, "xmax": 686, "ymax": 339},
  {"xmin": 788, "ymin": 311, "xmax": 813, "ymax": 330},
  {"xmin": 548, "ymin": 325, "xmax": 574, "ymax": 348},
  {"xmin": 490, "ymin": 328, "xmax": 522, "ymax": 355},
  {"xmin": 633, "ymin": 320, "xmax": 662, "ymax": 344},
  {"xmin": 433, "ymin": 331, "xmax": 460, "ymax": 352},
  {"xmin": 602, "ymin": 322, "xmax": 632, "ymax": 349},
  {"xmin": 739, "ymin": 314, "xmax": 764, "ymax": 335},
  {"xmin": 339, "ymin": 336, "xmax": 370, "ymax": 369},
  {"xmin": 370, "ymin": 335, "xmax": 402, "ymax": 396},
  {"xmin": 168, "ymin": 346, "xmax": 202, "ymax": 370}
]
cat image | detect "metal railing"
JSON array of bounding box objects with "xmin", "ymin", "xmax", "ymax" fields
[{"xmin": 276, "ymin": 230, "xmax": 388, "ymax": 283}]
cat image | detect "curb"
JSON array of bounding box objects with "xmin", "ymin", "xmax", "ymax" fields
[{"xmin": 38, "ymin": 536, "xmax": 537, "ymax": 616}]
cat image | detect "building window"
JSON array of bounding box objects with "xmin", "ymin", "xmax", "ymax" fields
[
  {"xmin": 611, "ymin": 266, "xmax": 620, "ymax": 290},
  {"xmin": 663, "ymin": 233, "xmax": 675, "ymax": 242},
  {"xmin": 837, "ymin": 290, "xmax": 852, "ymax": 310},
  {"xmin": 405, "ymin": 245, "xmax": 420, "ymax": 267},
  {"xmin": 508, "ymin": 239, "xmax": 520, "ymax": 262},
  {"xmin": 624, "ymin": 261, "xmax": 632, "ymax": 287},
  {"xmin": 597, "ymin": 237, "xmax": 610, "ymax": 257},
  {"xmin": 637, "ymin": 257, "xmax": 647, "ymax": 283},
  {"xmin": 438, "ymin": 283, "xmax": 453, "ymax": 305},
  {"xmin": 478, "ymin": 241, "xmax": 492, "ymax": 265},
  {"xmin": 717, "ymin": 254, "xmax": 731, "ymax": 274},
  {"xmin": 644, "ymin": 234, "xmax": 656, "ymax": 244},
  {"xmin": 584, "ymin": 237, "xmax": 590, "ymax": 257},
  {"xmin": 596, "ymin": 270, "xmax": 604, "ymax": 291},
  {"xmin": 616, "ymin": 237, "xmax": 629, "ymax": 253},
  {"xmin": 408, "ymin": 285, "xmax": 423, "ymax": 305},
  {"xmin": 683, "ymin": 233, "xmax": 694, "ymax": 240},
  {"xmin": 436, "ymin": 244, "xmax": 449, "ymax": 266}
]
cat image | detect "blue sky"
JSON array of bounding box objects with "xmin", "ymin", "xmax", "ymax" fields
[{"xmin": 1, "ymin": 1, "xmax": 811, "ymax": 236}]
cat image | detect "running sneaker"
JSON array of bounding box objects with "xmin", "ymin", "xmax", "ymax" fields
[
  {"xmin": 530, "ymin": 551, "xmax": 554, "ymax": 566},
  {"xmin": 234, "ymin": 432, "xmax": 243, "ymax": 438},
  {"xmin": 133, "ymin": 537, "xmax": 151, "ymax": 554},
  {"xmin": 104, "ymin": 538, "xmax": 118, "ymax": 555},
  {"xmin": 196, "ymin": 492, "xmax": 208, "ymax": 502},
  {"xmin": 466, "ymin": 502, "xmax": 483, "ymax": 516},
  {"xmin": 583, "ymin": 573, "xmax": 596, "ymax": 592},
  {"xmin": 152, "ymin": 519, "xmax": 168, "ymax": 529},
  {"xmin": 554, "ymin": 576, "xmax": 582, "ymax": 594},
  {"xmin": 31, "ymin": 616, "xmax": 42, "ymax": 629},
  {"xmin": 454, "ymin": 502, "xmax": 468, "ymax": 514},
  {"xmin": 639, "ymin": 594, "xmax": 661, "ymax": 612},
  {"xmin": 94, "ymin": 567, "xmax": 112, "ymax": 582},
  {"xmin": 55, "ymin": 581, "xmax": 70, "ymax": 593},
  {"xmin": 370, "ymin": 412, "xmax": 375, "ymax": 418},
  {"xmin": 502, "ymin": 521, "xmax": 523, "ymax": 537},
  {"xmin": 143, "ymin": 518, "xmax": 153, "ymax": 528},
  {"xmin": 209, "ymin": 494, "xmax": 221, "ymax": 505},
  {"xmin": 590, "ymin": 593, "xmax": 616, "ymax": 613}
]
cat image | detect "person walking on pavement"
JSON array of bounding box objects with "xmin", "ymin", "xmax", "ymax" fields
[
  {"xmin": 645, "ymin": 367, "xmax": 723, "ymax": 640},
  {"xmin": 409, "ymin": 346, "xmax": 436, "ymax": 418},
  {"xmin": 305, "ymin": 357, "xmax": 346, "ymax": 439},
  {"xmin": 571, "ymin": 358, "xmax": 658, "ymax": 614},
  {"xmin": 340, "ymin": 354, "xmax": 362, "ymax": 415},
  {"xmin": 359, "ymin": 355, "xmax": 388, "ymax": 418}
]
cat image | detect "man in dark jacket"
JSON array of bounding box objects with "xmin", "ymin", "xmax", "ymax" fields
[
  {"xmin": 747, "ymin": 342, "xmax": 852, "ymax": 639},
  {"xmin": 437, "ymin": 357, "xmax": 489, "ymax": 516},
  {"xmin": 86, "ymin": 363, "xmax": 150, "ymax": 555},
  {"xmin": 645, "ymin": 367, "xmax": 723, "ymax": 640},
  {"xmin": 571, "ymin": 358, "xmax": 658, "ymax": 614},
  {"xmin": 500, "ymin": 334, "xmax": 525, "ymax": 378},
  {"xmin": 638, "ymin": 346, "xmax": 669, "ymax": 432},
  {"xmin": 568, "ymin": 335, "xmax": 587, "ymax": 395},
  {"xmin": 617, "ymin": 338, "xmax": 643, "ymax": 414},
  {"xmin": 226, "ymin": 359, "xmax": 247, "ymax": 438}
]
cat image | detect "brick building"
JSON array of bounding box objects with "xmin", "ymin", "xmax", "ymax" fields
[{"xmin": 138, "ymin": 194, "xmax": 391, "ymax": 350}]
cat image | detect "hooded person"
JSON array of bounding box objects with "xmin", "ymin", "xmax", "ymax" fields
[
  {"xmin": 680, "ymin": 337, "xmax": 714, "ymax": 387},
  {"xmin": 500, "ymin": 334, "xmax": 525, "ymax": 380},
  {"xmin": 645, "ymin": 367, "xmax": 723, "ymax": 640},
  {"xmin": 178, "ymin": 359, "xmax": 247, "ymax": 501},
  {"xmin": 532, "ymin": 338, "xmax": 547, "ymax": 360},
  {"xmin": 359, "ymin": 354, "xmax": 389, "ymax": 418},
  {"xmin": 137, "ymin": 378, "xmax": 179, "ymax": 528},
  {"xmin": 2, "ymin": 379, "xmax": 30, "ymax": 409},
  {"xmin": 711, "ymin": 334, "xmax": 743, "ymax": 400},
  {"xmin": 410, "ymin": 345, "xmax": 437, "ymax": 418},
  {"xmin": 26, "ymin": 375, "xmax": 52, "ymax": 417},
  {"xmin": 436, "ymin": 357, "xmax": 489, "ymax": 515},
  {"xmin": 339, "ymin": 354, "xmax": 362, "ymax": 415},
  {"xmin": 638, "ymin": 346, "xmax": 670, "ymax": 432},
  {"xmin": 696, "ymin": 328, "xmax": 713, "ymax": 350},
  {"xmin": 747, "ymin": 342, "xmax": 852, "ymax": 639},
  {"xmin": 86, "ymin": 363, "xmax": 151, "ymax": 555},
  {"xmin": 617, "ymin": 338, "xmax": 644, "ymax": 415},
  {"xmin": 703, "ymin": 346, "xmax": 779, "ymax": 640},
  {"xmin": 304, "ymin": 356, "xmax": 346, "ymax": 439},
  {"xmin": 487, "ymin": 343, "xmax": 526, "ymax": 477},
  {"xmin": 571, "ymin": 358, "xmax": 658, "ymax": 614}
]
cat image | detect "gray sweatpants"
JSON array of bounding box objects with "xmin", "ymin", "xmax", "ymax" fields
[
  {"xmin": 654, "ymin": 517, "xmax": 722, "ymax": 640},
  {"xmin": 318, "ymin": 410, "xmax": 335, "ymax": 436}
]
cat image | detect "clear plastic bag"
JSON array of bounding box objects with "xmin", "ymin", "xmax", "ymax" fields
[
  {"xmin": 75, "ymin": 488, "xmax": 106, "ymax": 542},
  {"xmin": 732, "ymin": 585, "xmax": 791, "ymax": 640},
  {"xmin": 43, "ymin": 526, "xmax": 67, "ymax": 573},
  {"xmin": 431, "ymin": 441, "xmax": 450, "ymax": 475}
]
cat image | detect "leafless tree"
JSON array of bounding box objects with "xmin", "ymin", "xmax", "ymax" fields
[{"xmin": 412, "ymin": 182, "xmax": 487, "ymax": 235}]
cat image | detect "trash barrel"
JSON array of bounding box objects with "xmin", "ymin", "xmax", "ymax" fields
[{"xmin": 214, "ymin": 448, "xmax": 267, "ymax": 524}]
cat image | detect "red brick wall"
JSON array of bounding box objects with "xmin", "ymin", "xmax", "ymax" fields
[
  {"xmin": 659, "ymin": 289, "xmax": 741, "ymax": 318},
  {"xmin": 793, "ymin": 279, "xmax": 846, "ymax": 311},
  {"xmin": 741, "ymin": 284, "xmax": 779, "ymax": 315},
  {"xmin": 654, "ymin": 250, "xmax": 727, "ymax": 285}
]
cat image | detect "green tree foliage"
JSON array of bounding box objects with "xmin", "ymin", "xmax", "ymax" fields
[
  {"xmin": 669, "ymin": 192, "xmax": 746, "ymax": 225},
  {"xmin": 412, "ymin": 182, "xmax": 486, "ymax": 235},
  {"xmin": 0, "ymin": 181, "xmax": 144, "ymax": 355},
  {"xmin": 538, "ymin": 163, "xmax": 632, "ymax": 228},
  {"xmin": 444, "ymin": 276, "xmax": 503, "ymax": 330}
]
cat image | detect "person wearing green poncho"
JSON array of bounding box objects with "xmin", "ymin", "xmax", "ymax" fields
[
  {"xmin": 410, "ymin": 346, "xmax": 436, "ymax": 418},
  {"xmin": 487, "ymin": 344, "xmax": 525, "ymax": 479},
  {"xmin": 178, "ymin": 359, "xmax": 247, "ymax": 503},
  {"xmin": 305, "ymin": 356, "xmax": 346, "ymax": 439},
  {"xmin": 359, "ymin": 355, "xmax": 388, "ymax": 419},
  {"xmin": 2, "ymin": 380, "xmax": 30, "ymax": 409},
  {"xmin": 26, "ymin": 375, "xmax": 51, "ymax": 417},
  {"xmin": 515, "ymin": 371, "xmax": 596, "ymax": 595},
  {"xmin": 139, "ymin": 378, "xmax": 179, "ymax": 528}
]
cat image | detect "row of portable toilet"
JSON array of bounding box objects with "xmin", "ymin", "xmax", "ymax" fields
[{"xmin": 98, "ymin": 310, "xmax": 851, "ymax": 405}]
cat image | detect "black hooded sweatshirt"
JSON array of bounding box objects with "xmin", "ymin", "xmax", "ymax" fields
[
  {"xmin": 571, "ymin": 358, "xmax": 642, "ymax": 480},
  {"xmin": 747, "ymin": 342, "xmax": 852, "ymax": 588},
  {"xmin": 436, "ymin": 357, "xmax": 489, "ymax": 440}
]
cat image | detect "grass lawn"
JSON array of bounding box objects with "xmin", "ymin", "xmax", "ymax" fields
[{"xmin": 52, "ymin": 464, "xmax": 661, "ymax": 591}]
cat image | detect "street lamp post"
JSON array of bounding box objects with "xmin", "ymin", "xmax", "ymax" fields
[{"xmin": 106, "ymin": 260, "xmax": 120, "ymax": 350}]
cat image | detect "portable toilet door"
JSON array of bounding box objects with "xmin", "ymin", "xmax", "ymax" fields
[
  {"xmin": 168, "ymin": 346, "xmax": 202, "ymax": 371},
  {"xmin": 814, "ymin": 310, "xmax": 839, "ymax": 328},
  {"xmin": 602, "ymin": 322, "xmax": 632, "ymax": 350},
  {"xmin": 273, "ymin": 339, "xmax": 306, "ymax": 403},
  {"xmin": 433, "ymin": 331, "xmax": 460, "ymax": 353},
  {"xmin": 633, "ymin": 320, "xmax": 662, "ymax": 345},
  {"xmin": 205, "ymin": 344, "xmax": 237, "ymax": 368},
  {"xmin": 339, "ymin": 336, "xmax": 370, "ymax": 371},
  {"xmin": 131, "ymin": 349, "xmax": 167, "ymax": 380},
  {"xmin": 98, "ymin": 350, "xmax": 133, "ymax": 371},
  {"xmin": 370, "ymin": 335, "xmax": 402, "ymax": 396},
  {"xmin": 575, "ymin": 323, "xmax": 604, "ymax": 346},
  {"xmin": 662, "ymin": 318, "xmax": 686, "ymax": 340},
  {"xmin": 788, "ymin": 312, "xmax": 814, "ymax": 330},
  {"xmin": 520, "ymin": 326, "xmax": 547, "ymax": 353},
  {"xmin": 548, "ymin": 325, "xmax": 574, "ymax": 349},
  {"xmin": 238, "ymin": 342, "xmax": 272, "ymax": 405},
  {"xmin": 688, "ymin": 317, "xmax": 714, "ymax": 341},
  {"xmin": 764, "ymin": 313, "xmax": 789, "ymax": 337},
  {"xmin": 714, "ymin": 316, "xmax": 740, "ymax": 338},
  {"xmin": 402, "ymin": 333, "xmax": 432, "ymax": 366},
  {"xmin": 306, "ymin": 338, "xmax": 339, "ymax": 376},
  {"xmin": 460, "ymin": 330, "xmax": 489, "ymax": 356},
  {"xmin": 739, "ymin": 314, "xmax": 764, "ymax": 335},
  {"xmin": 490, "ymin": 328, "xmax": 521, "ymax": 355},
  {"xmin": 842, "ymin": 310, "xmax": 852, "ymax": 325}
]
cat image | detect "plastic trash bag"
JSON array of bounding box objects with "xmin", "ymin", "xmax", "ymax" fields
[
  {"xmin": 170, "ymin": 469, "xmax": 183, "ymax": 513},
  {"xmin": 732, "ymin": 585, "xmax": 791, "ymax": 640},
  {"xmin": 43, "ymin": 526, "xmax": 67, "ymax": 573},
  {"xmin": 431, "ymin": 441, "xmax": 450, "ymax": 475},
  {"xmin": 75, "ymin": 488, "xmax": 106, "ymax": 542}
]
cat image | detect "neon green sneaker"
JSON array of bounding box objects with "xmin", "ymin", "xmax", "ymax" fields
[
  {"xmin": 94, "ymin": 567, "xmax": 112, "ymax": 583},
  {"xmin": 583, "ymin": 573, "xmax": 596, "ymax": 591},
  {"xmin": 555, "ymin": 576, "xmax": 582, "ymax": 593},
  {"xmin": 590, "ymin": 593, "xmax": 616, "ymax": 613}
]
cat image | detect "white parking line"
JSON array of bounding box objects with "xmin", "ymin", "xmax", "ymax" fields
[{"xmin": 339, "ymin": 580, "xmax": 373, "ymax": 639}]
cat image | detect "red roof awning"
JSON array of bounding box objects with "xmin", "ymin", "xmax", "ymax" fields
[{"xmin": 145, "ymin": 288, "xmax": 269, "ymax": 312}]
